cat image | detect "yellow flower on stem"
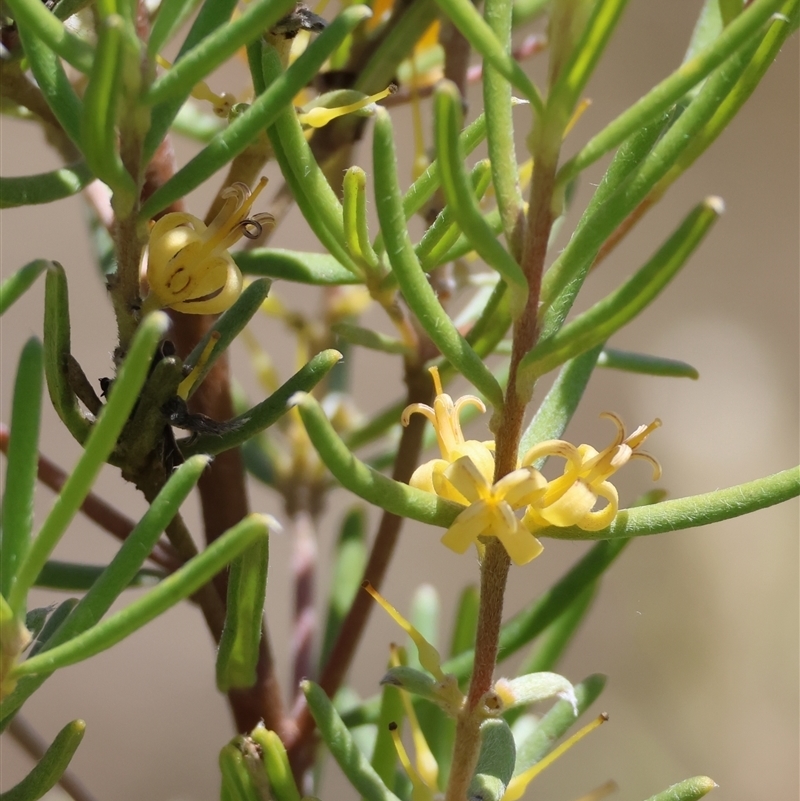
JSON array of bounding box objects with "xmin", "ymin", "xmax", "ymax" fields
[
  {"xmin": 522, "ymin": 413, "xmax": 662, "ymax": 533},
  {"xmin": 403, "ymin": 367, "xmax": 546, "ymax": 565},
  {"xmin": 144, "ymin": 179, "xmax": 273, "ymax": 315}
]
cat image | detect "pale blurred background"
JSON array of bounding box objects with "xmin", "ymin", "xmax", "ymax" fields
[{"xmin": 1, "ymin": 2, "xmax": 798, "ymax": 800}]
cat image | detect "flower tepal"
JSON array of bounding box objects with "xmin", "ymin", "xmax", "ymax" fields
[
  {"xmin": 403, "ymin": 368, "xmax": 546, "ymax": 565},
  {"xmin": 145, "ymin": 178, "xmax": 273, "ymax": 315}
]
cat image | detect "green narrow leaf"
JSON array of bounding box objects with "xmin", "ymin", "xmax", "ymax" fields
[
  {"xmin": 27, "ymin": 600, "xmax": 77, "ymax": 658},
  {"xmin": 294, "ymin": 392, "xmax": 463, "ymax": 528},
  {"xmin": 597, "ymin": 348, "xmax": 699, "ymax": 379},
  {"xmin": 433, "ymin": 83, "xmax": 528, "ymax": 315},
  {"xmin": 0, "ymin": 719, "xmax": 85, "ymax": 801},
  {"xmin": 1, "ymin": 339, "xmax": 44, "ymax": 598},
  {"xmin": 468, "ymin": 719, "xmax": 516, "ymax": 801},
  {"xmin": 372, "ymin": 109, "xmax": 504, "ymax": 409},
  {"xmin": 216, "ymin": 532, "xmax": 269, "ymax": 691},
  {"xmin": 0, "ymin": 164, "xmax": 94, "ymax": 209},
  {"xmin": 549, "ymin": 0, "xmax": 630, "ymax": 116},
  {"xmin": 522, "ymin": 197, "xmax": 723, "ymax": 382},
  {"xmin": 219, "ymin": 741, "xmax": 261, "ymax": 801},
  {"xmin": 35, "ymin": 561, "xmax": 163, "ymax": 591},
  {"xmin": 558, "ymin": 0, "xmax": 785, "ymax": 182},
  {"xmin": 343, "ymin": 167, "xmax": 382, "ymax": 276},
  {"xmin": 249, "ymin": 726, "xmax": 302, "ymax": 801},
  {"xmin": 182, "ymin": 279, "xmax": 271, "ymax": 397},
  {"xmin": 42, "ymin": 263, "xmax": 93, "ymax": 444},
  {"xmin": 3, "ymin": 0, "xmax": 94, "ymax": 72},
  {"xmin": 147, "ymin": 0, "xmax": 204, "ymax": 60},
  {"xmin": 370, "ymin": 673, "xmax": 403, "ymax": 793},
  {"xmin": 143, "ymin": 0, "xmax": 239, "ymax": 161},
  {"xmin": 684, "ymin": 0, "xmax": 724, "ymax": 63},
  {"xmin": 643, "ymin": 776, "xmax": 718, "ymax": 801},
  {"xmin": 180, "ymin": 349, "xmax": 344, "ymax": 458},
  {"xmin": 431, "ymin": 0, "xmax": 542, "ymax": 109},
  {"xmin": 140, "ymin": 5, "xmax": 371, "ymax": 220},
  {"xmin": 332, "ymin": 324, "xmax": 414, "ymax": 357},
  {"xmin": 8, "ymin": 312, "xmax": 169, "ymax": 616},
  {"xmin": 262, "ymin": 45, "xmax": 361, "ymax": 275},
  {"xmin": 236, "ymin": 249, "xmax": 361, "ymax": 285},
  {"xmin": 0, "ymin": 261, "xmax": 50, "ymax": 316},
  {"xmin": 1, "ymin": 455, "xmax": 209, "ymax": 722},
  {"xmin": 13, "ymin": 515, "xmax": 267, "ymax": 677},
  {"xmin": 302, "ymin": 681, "xmax": 402, "ymax": 801},
  {"xmin": 320, "ymin": 508, "xmax": 368, "ymax": 668},
  {"xmin": 443, "ymin": 540, "xmax": 630, "ymax": 680},
  {"xmin": 145, "ymin": 0, "xmax": 297, "ymax": 105},
  {"xmin": 80, "ymin": 12, "xmax": 137, "ymax": 209},
  {"xmin": 483, "ymin": 0, "xmax": 523, "ymax": 248},
  {"xmin": 540, "ymin": 466, "xmax": 800, "ymax": 541}
]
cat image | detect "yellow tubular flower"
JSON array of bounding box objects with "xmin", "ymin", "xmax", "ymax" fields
[
  {"xmin": 145, "ymin": 178, "xmax": 273, "ymax": 315},
  {"xmin": 522, "ymin": 413, "xmax": 662, "ymax": 532},
  {"xmin": 403, "ymin": 367, "xmax": 546, "ymax": 565}
]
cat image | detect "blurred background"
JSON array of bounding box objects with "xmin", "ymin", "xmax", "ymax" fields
[{"xmin": 1, "ymin": 2, "xmax": 797, "ymax": 799}]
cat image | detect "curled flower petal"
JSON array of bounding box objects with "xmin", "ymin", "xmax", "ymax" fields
[{"xmin": 144, "ymin": 178, "xmax": 272, "ymax": 315}]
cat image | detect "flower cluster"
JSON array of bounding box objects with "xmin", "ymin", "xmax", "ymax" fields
[
  {"xmin": 403, "ymin": 368, "xmax": 661, "ymax": 565},
  {"xmin": 144, "ymin": 178, "xmax": 273, "ymax": 315}
]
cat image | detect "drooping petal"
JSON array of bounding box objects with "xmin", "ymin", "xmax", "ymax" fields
[
  {"xmin": 441, "ymin": 501, "xmax": 492, "ymax": 554},
  {"xmin": 493, "ymin": 519, "xmax": 543, "ymax": 566}
]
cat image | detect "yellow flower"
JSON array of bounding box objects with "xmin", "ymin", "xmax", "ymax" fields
[
  {"xmin": 522, "ymin": 413, "xmax": 662, "ymax": 532},
  {"xmin": 403, "ymin": 368, "xmax": 545, "ymax": 565},
  {"xmin": 144, "ymin": 178, "xmax": 272, "ymax": 315}
]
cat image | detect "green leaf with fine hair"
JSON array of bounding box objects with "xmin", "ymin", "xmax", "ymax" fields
[
  {"xmin": 80, "ymin": 13, "xmax": 137, "ymax": 211},
  {"xmin": 146, "ymin": 0, "xmax": 297, "ymax": 105},
  {"xmin": 7, "ymin": 312, "xmax": 169, "ymax": 617},
  {"xmin": 514, "ymin": 674, "xmax": 606, "ymax": 774},
  {"xmin": 12, "ymin": 18, "xmax": 84, "ymax": 147},
  {"xmin": 521, "ymin": 197, "xmax": 722, "ymax": 383},
  {"xmin": 216, "ymin": 531, "xmax": 269, "ymax": 692},
  {"xmin": 0, "ymin": 164, "xmax": 94, "ymax": 209},
  {"xmin": 12, "ymin": 515, "xmax": 267, "ymax": 678},
  {"xmin": 140, "ymin": 5, "xmax": 371, "ymax": 220},
  {"xmin": 249, "ymin": 727, "xmax": 302, "ymax": 801},
  {"xmin": 469, "ymin": 720, "xmax": 516, "ymax": 801},
  {"xmin": 218, "ymin": 742, "xmax": 255, "ymax": 801},
  {"xmin": 27, "ymin": 599, "xmax": 77, "ymax": 659},
  {"xmin": 0, "ymin": 260, "xmax": 50, "ymax": 316},
  {"xmin": 343, "ymin": 166, "xmax": 382, "ymax": 276},
  {"xmin": 684, "ymin": 0, "xmax": 724, "ymax": 64},
  {"xmin": 294, "ymin": 391, "xmax": 464, "ymax": 528},
  {"xmin": 373, "ymin": 109, "xmax": 493, "ymax": 255},
  {"xmin": 643, "ymin": 777, "xmax": 718, "ymax": 801},
  {"xmin": 541, "ymin": 38, "xmax": 759, "ymax": 333},
  {"xmin": 42, "ymin": 263, "xmax": 93, "ymax": 444},
  {"xmin": 236, "ymin": 249, "xmax": 362, "ymax": 285},
  {"xmin": 3, "ymin": 0, "xmax": 94, "ymax": 72},
  {"xmin": 541, "ymin": 466, "xmax": 800, "ymax": 541},
  {"xmin": 371, "ymin": 661, "xmax": 404, "ymax": 793},
  {"xmin": 302, "ymin": 680, "xmax": 402, "ymax": 801},
  {"xmin": 182, "ymin": 279, "xmax": 271, "ymax": 398},
  {"xmin": 372, "ymin": 109, "xmax": 504, "ymax": 409},
  {"xmin": 147, "ymin": 0, "xmax": 204, "ymax": 60},
  {"xmin": 35, "ymin": 561, "xmax": 164, "ymax": 591},
  {"xmin": 431, "ymin": 0, "xmax": 542, "ymax": 110},
  {"xmin": 320, "ymin": 507, "xmax": 368, "ymax": 668},
  {"xmin": 1, "ymin": 339, "xmax": 44, "ymax": 598},
  {"xmin": 3, "ymin": 457, "xmax": 207, "ymax": 724},
  {"xmin": 0, "ymin": 719, "xmax": 85, "ymax": 801},
  {"xmin": 332, "ymin": 323, "xmax": 414, "ymax": 357},
  {"xmin": 548, "ymin": 0, "xmax": 631, "ymax": 120},
  {"xmin": 557, "ymin": 0, "xmax": 786, "ymax": 183},
  {"xmin": 262, "ymin": 44, "xmax": 361, "ymax": 275},
  {"xmin": 433, "ymin": 83, "xmax": 528, "ymax": 315},
  {"xmin": 143, "ymin": 0, "xmax": 238, "ymax": 161},
  {"xmin": 180, "ymin": 349, "xmax": 344, "ymax": 458},
  {"xmin": 597, "ymin": 348, "xmax": 699, "ymax": 379}
]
